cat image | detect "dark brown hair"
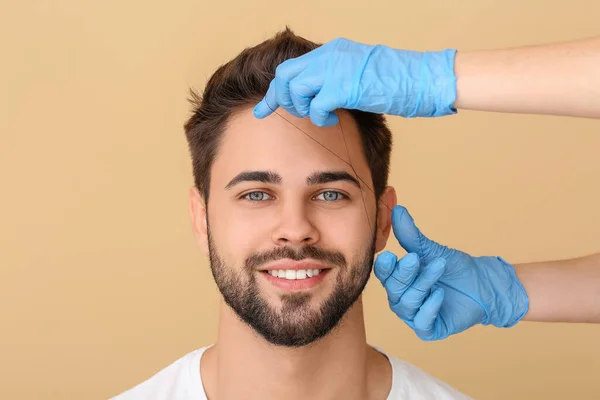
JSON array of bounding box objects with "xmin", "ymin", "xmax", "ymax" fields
[{"xmin": 183, "ymin": 27, "xmax": 392, "ymax": 202}]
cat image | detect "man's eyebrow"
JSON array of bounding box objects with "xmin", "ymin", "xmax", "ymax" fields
[
  {"xmin": 225, "ymin": 170, "xmax": 282, "ymax": 190},
  {"xmin": 306, "ymin": 171, "xmax": 361, "ymax": 189}
]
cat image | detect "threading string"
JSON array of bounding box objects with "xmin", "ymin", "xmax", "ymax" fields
[{"xmin": 337, "ymin": 116, "xmax": 374, "ymax": 232}]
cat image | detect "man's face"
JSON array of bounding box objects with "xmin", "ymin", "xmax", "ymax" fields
[{"xmin": 190, "ymin": 108, "xmax": 395, "ymax": 347}]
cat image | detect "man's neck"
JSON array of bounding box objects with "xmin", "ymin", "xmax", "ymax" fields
[{"xmin": 200, "ymin": 297, "xmax": 392, "ymax": 400}]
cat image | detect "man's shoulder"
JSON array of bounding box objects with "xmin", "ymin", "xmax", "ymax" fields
[
  {"xmin": 109, "ymin": 347, "xmax": 210, "ymax": 400},
  {"xmin": 377, "ymin": 348, "xmax": 473, "ymax": 400}
]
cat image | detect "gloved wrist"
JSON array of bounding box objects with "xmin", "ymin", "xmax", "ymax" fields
[
  {"xmin": 496, "ymin": 256, "xmax": 529, "ymax": 327},
  {"xmin": 387, "ymin": 47, "xmax": 458, "ymax": 118},
  {"xmin": 480, "ymin": 256, "xmax": 530, "ymax": 328}
]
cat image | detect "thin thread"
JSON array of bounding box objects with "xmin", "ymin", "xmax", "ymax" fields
[{"xmin": 337, "ymin": 116, "xmax": 373, "ymax": 231}]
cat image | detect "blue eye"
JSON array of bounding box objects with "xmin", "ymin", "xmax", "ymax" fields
[
  {"xmin": 244, "ymin": 191, "xmax": 272, "ymax": 201},
  {"xmin": 315, "ymin": 191, "xmax": 346, "ymax": 201}
]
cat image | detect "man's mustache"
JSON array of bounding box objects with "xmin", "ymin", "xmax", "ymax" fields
[{"xmin": 245, "ymin": 245, "xmax": 346, "ymax": 271}]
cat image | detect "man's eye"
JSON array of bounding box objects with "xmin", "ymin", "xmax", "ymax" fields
[
  {"xmin": 243, "ymin": 191, "xmax": 272, "ymax": 201},
  {"xmin": 315, "ymin": 191, "xmax": 346, "ymax": 202}
]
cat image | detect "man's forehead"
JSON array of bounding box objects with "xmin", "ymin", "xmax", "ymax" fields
[
  {"xmin": 208, "ymin": 107, "xmax": 373, "ymax": 191},
  {"xmin": 219, "ymin": 108, "xmax": 365, "ymax": 168}
]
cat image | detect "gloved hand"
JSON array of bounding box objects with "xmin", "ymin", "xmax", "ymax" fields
[
  {"xmin": 253, "ymin": 37, "xmax": 458, "ymax": 126},
  {"xmin": 374, "ymin": 206, "xmax": 529, "ymax": 341}
]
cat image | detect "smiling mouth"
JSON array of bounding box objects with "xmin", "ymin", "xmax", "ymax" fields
[{"xmin": 262, "ymin": 268, "xmax": 325, "ymax": 280}]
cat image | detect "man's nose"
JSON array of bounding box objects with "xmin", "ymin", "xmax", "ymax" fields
[{"xmin": 271, "ymin": 201, "xmax": 320, "ymax": 247}]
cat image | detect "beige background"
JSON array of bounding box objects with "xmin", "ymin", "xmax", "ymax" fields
[{"xmin": 1, "ymin": 0, "xmax": 599, "ymax": 399}]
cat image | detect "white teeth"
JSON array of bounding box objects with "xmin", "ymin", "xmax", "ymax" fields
[
  {"xmin": 285, "ymin": 270, "xmax": 296, "ymax": 280},
  {"xmin": 266, "ymin": 269, "xmax": 325, "ymax": 280}
]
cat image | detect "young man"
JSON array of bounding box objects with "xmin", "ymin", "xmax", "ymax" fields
[{"xmin": 111, "ymin": 29, "xmax": 472, "ymax": 400}]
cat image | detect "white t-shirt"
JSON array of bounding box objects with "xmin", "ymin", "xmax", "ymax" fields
[{"xmin": 110, "ymin": 346, "xmax": 472, "ymax": 400}]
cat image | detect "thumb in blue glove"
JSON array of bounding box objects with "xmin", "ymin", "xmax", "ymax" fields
[
  {"xmin": 374, "ymin": 205, "xmax": 529, "ymax": 341},
  {"xmin": 253, "ymin": 37, "xmax": 458, "ymax": 126}
]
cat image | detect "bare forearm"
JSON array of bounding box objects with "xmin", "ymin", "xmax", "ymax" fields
[
  {"xmin": 454, "ymin": 37, "xmax": 600, "ymax": 119},
  {"xmin": 514, "ymin": 252, "xmax": 600, "ymax": 323}
]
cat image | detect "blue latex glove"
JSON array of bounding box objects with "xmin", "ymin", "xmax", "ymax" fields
[
  {"xmin": 253, "ymin": 38, "xmax": 458, "ymax": 126},
  {"xmin": 374, "ymin": 206, "xmax": 529, "ymax": 341}
]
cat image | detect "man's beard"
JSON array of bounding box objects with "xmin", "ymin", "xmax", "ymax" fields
[{"xmin": 207, "ymin": 226, "xmax": 377, "ymax": 348}]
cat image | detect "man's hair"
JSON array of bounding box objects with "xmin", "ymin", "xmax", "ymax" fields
[{"xmin": 183, "ymin": 27, "xmax": 392, "ymax": 202}]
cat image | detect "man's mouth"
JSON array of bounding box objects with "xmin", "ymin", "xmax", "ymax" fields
[
  {"xmin": 264, "ymin": 268, "xmax": 325, "ymax": 280},
  {"xmin": 258, "ymin": 260, "xmax": 331, "ymax": 290}
]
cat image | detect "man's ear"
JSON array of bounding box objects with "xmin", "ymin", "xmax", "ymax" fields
[
  {"xmin": 375, "ymin": 186, "xmax": 397, "ymax": 253},
  {"xmin": 189, "ymin": 186, "xmax": 209, "ymax": 256}
]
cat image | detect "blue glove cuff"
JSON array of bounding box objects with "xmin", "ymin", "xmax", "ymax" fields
[
  {"xmin": 403, "ymin": 48, "xmax": 458, "ymax": 118},
  {"xmin": 495, "ymin": 256, "xmax": 530, "ymax": 327}
]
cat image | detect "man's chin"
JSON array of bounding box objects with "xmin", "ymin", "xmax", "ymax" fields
[
  {"xmin": 264, "ymin": 290, "xmax": 333, "ymax": 316},
  {"xmin": 259, "ymin": 321, "xmax": 332, "ymax": 348}
]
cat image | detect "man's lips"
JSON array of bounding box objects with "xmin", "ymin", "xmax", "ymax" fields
[
  {"xmin": 257, "ymin": 259, "xmax": 333, "ymax": 290},
  {"xmin": 260, "ymin": 264, "xmax": 329, "ymax": 290},
  {"xmin": 258, "ymin": 259, "xmax": 331, "ymax": 272}
]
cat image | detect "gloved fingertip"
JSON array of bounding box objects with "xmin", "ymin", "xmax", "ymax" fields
[
  {"xmin": 419, "ymin": 334, "xmax": 439, "ymax": 342},
  {"xmin": 391, "ymin": 205, "xmax": 413, "ymax": 226},
  {"xmin": 398, "ymin": 252, "xmax": 419, "ymax": 268},
  {"xmin": 309, "ymin": 114, "xmax": 324, "ymax": 127},
  {"xmin": 392, "ymin": 204, "xmax": 408, "ymax": 215},
  {"xmin": 297, "ymin": 107, "xmax": 310, "ymax": 118},
  {"xmin": 376, "ymin": 251, "xmax": 396, "ymax": 265},
  {"xmin": 432, "ymin": 286, "xmax": 444, "ymax": 298},
  {"xmin": 253, "ymin": 100, "xmax": 273, "ymax": 118},
  {"xmin": 323, "ymin": 112, "xmax": 339, "ymax": 126},
  {"xmin": 374, "ymin": 251, "xmax": 397, "ymax": 279},
  {"xmin": 310, "ymin": 111, "xmax": 337, "ymax": 127}
]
